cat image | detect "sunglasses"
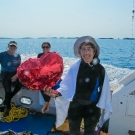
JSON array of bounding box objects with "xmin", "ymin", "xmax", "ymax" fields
[{"xmin": 42, "ymin": 46, "xmax": 50, "ymax": 49}]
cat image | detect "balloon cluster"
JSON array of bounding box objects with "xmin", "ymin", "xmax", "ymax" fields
[{"xmin": 17, "ymin": 52, "xmax": 64, "ymax": 90}]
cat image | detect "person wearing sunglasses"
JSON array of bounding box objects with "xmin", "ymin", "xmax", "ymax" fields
[
  {"xmin": 37, "ymin": 42, "xmax": 62, "ymax": 114},
  {"xmin": 37, "ymin": 42, "xmax": 54, "ymax": 113},
  {"xmin": 37, "ymin": 42, "xmax": 51, "ymax": 58},
  {"xmin": 0, "ymin": 41, "xmax": 23, "ymax": 117},
  {"xmin": 43, "ymin": 36, "xmax": 112, "ymax": 135}
]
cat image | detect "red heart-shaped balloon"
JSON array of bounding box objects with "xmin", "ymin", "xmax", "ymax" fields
[{"xmin": 17, "ymin": 52, "xmax": 64, "ymax": 90}]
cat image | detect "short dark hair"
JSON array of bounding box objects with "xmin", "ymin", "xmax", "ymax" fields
[{"xmin": 41, "ymin": 42, "xmax": 51, "ymax": 48}]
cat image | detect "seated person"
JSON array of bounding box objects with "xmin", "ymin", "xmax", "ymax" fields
[
  {"xmin": 0, "ymin": 41, "xmax": 23, "ymax": 116},
  {"xmin": 37, "ymin": 42, "xmax": 61, "ymax": 113}
]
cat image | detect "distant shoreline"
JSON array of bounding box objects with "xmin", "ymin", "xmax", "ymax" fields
[
  {"xmin": 98, "ymin": 38, "xmax": 114, "ymax": 39},
  {"xmin": 123, "ymin": 38, "xmax": 135, "ymax": 40},
  {"xmin": 0, "ymin": 37, "xmax": 135, "ymax": 40}
]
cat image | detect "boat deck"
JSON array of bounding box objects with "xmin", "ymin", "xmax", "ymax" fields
[{"xmin": 0, "ymin": 113, "xmax": 57, "ymax": 135}]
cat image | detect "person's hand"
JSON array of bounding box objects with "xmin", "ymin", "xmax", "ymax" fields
[
  {"xmin": 11, "ymin": 74, "xmax": 18, "ymax": 82},
  {"xmin": 42, "ymin": 102, "xmax": 50, "ymax": 114},
  {"xmin": 43, "ymin": 85, "xmax": 57, "ymax": 98}
]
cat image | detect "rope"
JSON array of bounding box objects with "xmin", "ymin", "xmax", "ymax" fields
[
  {"xmin": 0, "ymin": 103, "xmax": 28, "ymax": 122},
  {"xmin": 80, "ymin": 119, "xmax": 84, "ymax": 133}
]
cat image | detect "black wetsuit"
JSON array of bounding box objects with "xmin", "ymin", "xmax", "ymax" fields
[
  {"xmin": 68, "ymin": 60, "xmax": 105, "ymax": 135},
  {"xmin": 1, "ymin": 71, "xmax": 23, "ymax": 109},
  {"xmin": 37, "ymin": 53, "xmax": 44, "ymax": 59}
]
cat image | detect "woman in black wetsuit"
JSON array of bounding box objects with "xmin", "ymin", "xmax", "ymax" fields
[
  {"xmin": 43, "ymin": 36, "xmax": 112, "ymax": 135},
  {"xmin": 37, "ymin": 42, "xmax": 52, "ymax": 113}
]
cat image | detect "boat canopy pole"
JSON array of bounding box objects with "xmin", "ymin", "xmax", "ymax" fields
[{"xmin": 126, "ymin": 0, "xmax": 135, "ymax": 68}]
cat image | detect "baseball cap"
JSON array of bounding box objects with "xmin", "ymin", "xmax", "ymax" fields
[{"xmin": 8, "ymin": 41, "xmax": 18, "ymax": 47}]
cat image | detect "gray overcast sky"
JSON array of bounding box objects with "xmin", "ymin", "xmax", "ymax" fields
[{"xmin": 0, "ymin": 0, "xmax": 134, "ymax": 38}]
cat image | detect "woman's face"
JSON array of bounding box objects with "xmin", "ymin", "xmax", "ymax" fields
[
  {"xmin": 42, "ymin": 43, "xmax": 50, "ymax": 53},
  {"xmin": 80, "ymin": 44, "xmax": 95, "ymax": 63},
  {"xmin": 8, "ymin": 45, "xmax": 17, "ymax": 54}
]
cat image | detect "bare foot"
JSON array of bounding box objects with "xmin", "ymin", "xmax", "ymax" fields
[{"xmin": 42, "ymin": 102, "xmax": 50, "ymax": 114}]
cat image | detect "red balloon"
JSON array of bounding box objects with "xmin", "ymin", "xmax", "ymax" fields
[{"xmin": 17, "ymin": 52, "xmax": 64, "ymax": 90}]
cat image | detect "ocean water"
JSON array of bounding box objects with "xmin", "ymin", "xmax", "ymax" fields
[{"xmin": 0, "ymin": 38, "xmax": 135, "ymax": 85}]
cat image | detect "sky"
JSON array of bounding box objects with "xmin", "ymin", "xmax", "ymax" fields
[{"xmin": 0, "ymin": 0, "xmax": 134, "ymax": 39}]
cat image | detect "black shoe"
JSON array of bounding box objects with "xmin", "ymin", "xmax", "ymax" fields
[{"xmin": 3, "ymin": 108, "xmax": 10, "ymax": 117}]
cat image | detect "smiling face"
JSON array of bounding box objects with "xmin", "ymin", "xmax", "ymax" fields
[
  {"xmin": 42, "ymin": 43, "xmax": 51, "ymax": 54},
  {"xmin": 8, "ymin": 45, "xmax": 17, "ymax": 55},
  {"xmin": 79, "ymin": 42, "xmax": 95, "ymax": 63}
]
